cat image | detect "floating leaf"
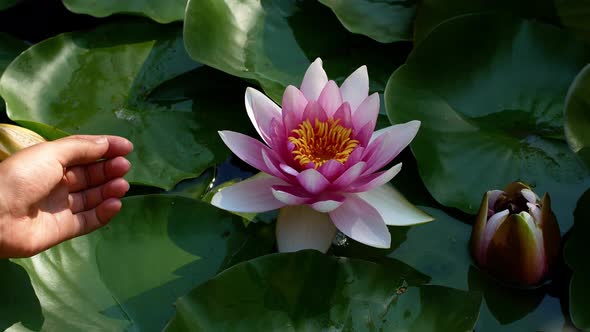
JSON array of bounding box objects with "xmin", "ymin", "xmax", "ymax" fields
[
  {"xmin": 165, "ymin": 251, "xmax": 481, "ymax": 331},
  {"xmin": 62, "ymin": 0, "xmax": 187, "ymax": 23},
  {"xmin": 9, "ymin": 234, "xmax": 131, "ymax": 331},
  {"xmin": 413, "ymin": 0, "xmax": 557, "ymax": 44},
  {"xmin": 318, "ymin": 0, "xmax": 415, "ymax": 43},
  {"xmin": 0, "ymin": 21, "xmax": 251, "ymax": 190},
  {"xmin": 564, "ymin": 189, "xmax": 590, "ymax": 331},
  {"xmin": 565, "ymin": 63, "xmax": 590, "ymax": 167},
  {"xmin": 386, "ymin": 13, "xmax": 590, "ymax": 231},
  {"xmin": 184, "ymin": 0, "xmax": 410, "ymax": 102},
  {"xmin": 96, "ymin": 195, "xmax": 275, "ymax": 331},
  {"xmin": 3, "ymin": 195, "xmax": 274, "ymax": 331}
]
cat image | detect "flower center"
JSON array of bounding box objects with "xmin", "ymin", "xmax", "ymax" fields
[
  {"xmin": 288, "ymin": 118, "xmax": 359, "ymax": 168},
  {"xmin": 494, "ymin": 193, "xmax": 529, "ymax": 214}
]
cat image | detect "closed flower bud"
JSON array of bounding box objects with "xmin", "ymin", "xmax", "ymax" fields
[
  {"xmin": 0, "ymin": 124, "xmax": 45, "ymax": 161},
  {"xmin": 471, "ymin": 182, "xmax": 561, "ymax": 287}
]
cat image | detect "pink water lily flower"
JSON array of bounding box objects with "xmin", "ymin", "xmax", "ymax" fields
[{"xmin": 212, "ymin": 58, "xmax": 433, "ymax": 252}]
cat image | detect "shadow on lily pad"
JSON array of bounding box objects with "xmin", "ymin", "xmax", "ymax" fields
[
  {"xmin": 0, "ymin": 259, "xmax": 44, "ymax": 331},
  {"xmin": 468, "ymin": 265, "xmax": 545, "ymax": 324}
]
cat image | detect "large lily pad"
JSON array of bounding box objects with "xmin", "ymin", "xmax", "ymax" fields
[
  {"xmin": 96, "ymin": 195, "xmax": 275, "ymax": 331},
  {"xmin": 318, "ymin": 0, "xmax": 415, "ymax": 43},
  {"xmin": 62, "ymin": 0, "xmax": 187, "ymax": 23},
  {"xmin": 386, "ymin": 13, "xmax": 590, "ymax": 231},
  {"xmin": 164, "ymin": 251, "xmax": 481, "ymax": 331},
  {"xmin": 564, "ymin": 189, "xmax": 590, "ymax": 331},
  {"xmin": 0, "ymin": 21, "xmax": 251, "ymax": 190},
  {"xmin": 3, "ymin": 195, "xmax": 274, "ymax": 331},
  {"xmin": 9, "ymin": 234, "xmax": 130, "ymax": 331},
  {"xmin": 183, "ymin": 0, "xmax": 411, "ymax": 103},
  {"xmin": 413, "ymin": 0, "xmax": 557, "ymax": 44},
  {"xmin": 565, "ymin": 63, "xmax": 590, "ymax": 167}
]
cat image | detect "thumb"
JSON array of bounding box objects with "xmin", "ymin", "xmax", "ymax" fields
[{"xmin": 50, "ymin": 135, "xmax": 110, "ymax": 167}]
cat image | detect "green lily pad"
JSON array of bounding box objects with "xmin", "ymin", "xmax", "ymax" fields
[
  {"xmin": 389, "ymin": 207, "xmax": 566, "ymax": 331},
  {"xmin": 164, "ymin": 251, "xmax": 482, "ymax": 331},
  {"xmin": 96, "ymin": 195, "xmax": 275, "ymax": 331},
  {"xmin": 10, "ymin": 234, "xmax": 131, "ymax": 331},
  {"xmin": 0, "ymin": 21, "xmax": 251, "ymax": 190},
  {"xmin": 3, "ymin": 195, "xmax": 274, "ymax": 331},
  {"xmin": 62, "ymin": 0, "xmax": 187, "ymax": 23},
  {"xmin": 183, "ymin": 0, "xmax": 411, "ymax": 102},
  {"xmin": 413, "ymin": 0, "xmax": 557, "ymax": 44},
  {"xmin": 318, "ymin": 0, "xmax": 415, "ymax": 43},
  {"xmin": 564, "ymin": 189, "xmax": 590, "ymax": 330},
  {"xmin": 386, "ymin": 13, "xmax": 590, "ymax": 231},
  {"xmin": 565, "ymin": 63, "xmax": 590, "ymax": 167}
]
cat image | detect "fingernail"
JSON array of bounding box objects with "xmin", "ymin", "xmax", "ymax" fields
[{"xmin": 94, "ymin": 136, "xmax": 107, "ymax": 144}]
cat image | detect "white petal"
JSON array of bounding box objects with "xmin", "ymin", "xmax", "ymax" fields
[
  {"xmin": 300, "ymin": 58, "xmax": 328, "ymax": 101},
  {"xmin": 211, "ymin": 173, "xmax": 286, "ymax": 213},
  {"xmin": 487, "ymin": 190, "xmax": 504, "ymax": 210},
  {"xmin": 280, "ymin": 163, "xmax": 299, "ymax": 176},
  {"xmin": 245, "ymin": 87, "xmax": 282, "ymax": 145},
  {"xmin": 271, "ymin": 185, "xmax": 309, "ymax": 205},
  {"xmin": 352, "ymin": 93, "xmax": 380, "ymax": 131},
  {"xmin": 309, "ymin": 193, "xmax": 346, "ymax": 213},
  {"xmin": 363, "ymin": 120, "xmax": 420, "ymax": 174},
  {"xmin": 521, "ymin": 189, "xmax": 538, "ymax": 204},
  {"xmin": 527, "ymin": 203, "xmax": 542, "ymax": 225},
  {"xmin": 329, "ymin": 194, "xmax": 391, "ymax": 248},
  {"xmin": 318, "ymin": 80, "xmax": 343, "ymax": 117},
  {"xmin": 276, "ymin": 205, "xmax": 337, "ymax": 253},
  {"xmin": 356, "ymin": 184, "xmax": 433, "ymax": 226},
  {"xmin": 513, "ymin": 212, "xmax": 546, "ymax": 278},
  {"xmin": 331, "ymin": 161, "xmax": 366, "ymax": 190},
  {"xmin": 479, "ymin": 209, "xmax": 510, "ymax": 264},
  {"xmin": 310, "ymin": 200, "xmax": 344, "ymax": 213},
  {"xmin": 218, "ymin": 130, "xmax": 273, "ymax": 174},
  {"xmin": 340, "ymin": 65, "xmax": 369, "ymax": 111},
  {"xmin": 349, "ymin": 163, "xmax": 402, "ymax": 193},
  {"xmin": 296, "ymin": 168, "xmax": 330, "ymax": 194}
]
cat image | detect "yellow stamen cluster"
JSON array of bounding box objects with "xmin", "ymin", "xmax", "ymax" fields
[{"xmin": 288, "ymin": 118, "xmax": 359, "ymax": 168}]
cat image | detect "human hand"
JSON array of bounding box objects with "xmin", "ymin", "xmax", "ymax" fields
[{"xmin": 0, "ymin": 135, "xmax": 133, "ymax": 258}]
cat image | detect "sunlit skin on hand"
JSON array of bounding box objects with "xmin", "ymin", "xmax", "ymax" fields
[{"xmin": 0, "ymin": 135, "xmax": 133, "ymax": 258}]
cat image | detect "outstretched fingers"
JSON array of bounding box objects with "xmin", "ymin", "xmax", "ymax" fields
[
  {"xmin": 69, "ymin": 178, "xmax": 129, "ymax": 213},
  {"xmin": 52, "ymin": 135, "xmax": 133, "ymax": 168},
  {"xmin": 65, "ymin": 156, "xmax": 131, "ymax": 192},
  {"xmin": 73, "ymin": 198, "xmax": 123, "ymax": 237}
]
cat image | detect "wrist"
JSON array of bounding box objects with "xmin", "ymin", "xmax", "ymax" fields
[{"xmin": 0, "ymin": 163, "xmax": 9, "ymax": 256}]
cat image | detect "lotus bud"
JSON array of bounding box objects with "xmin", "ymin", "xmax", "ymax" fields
[
  {"xmin": 0, "ymin": 124, "xmax": 45, "ymax": 161},
  {"xmin": 470, "ymin": 182, "xmax": 560, "ymax": 287}
]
